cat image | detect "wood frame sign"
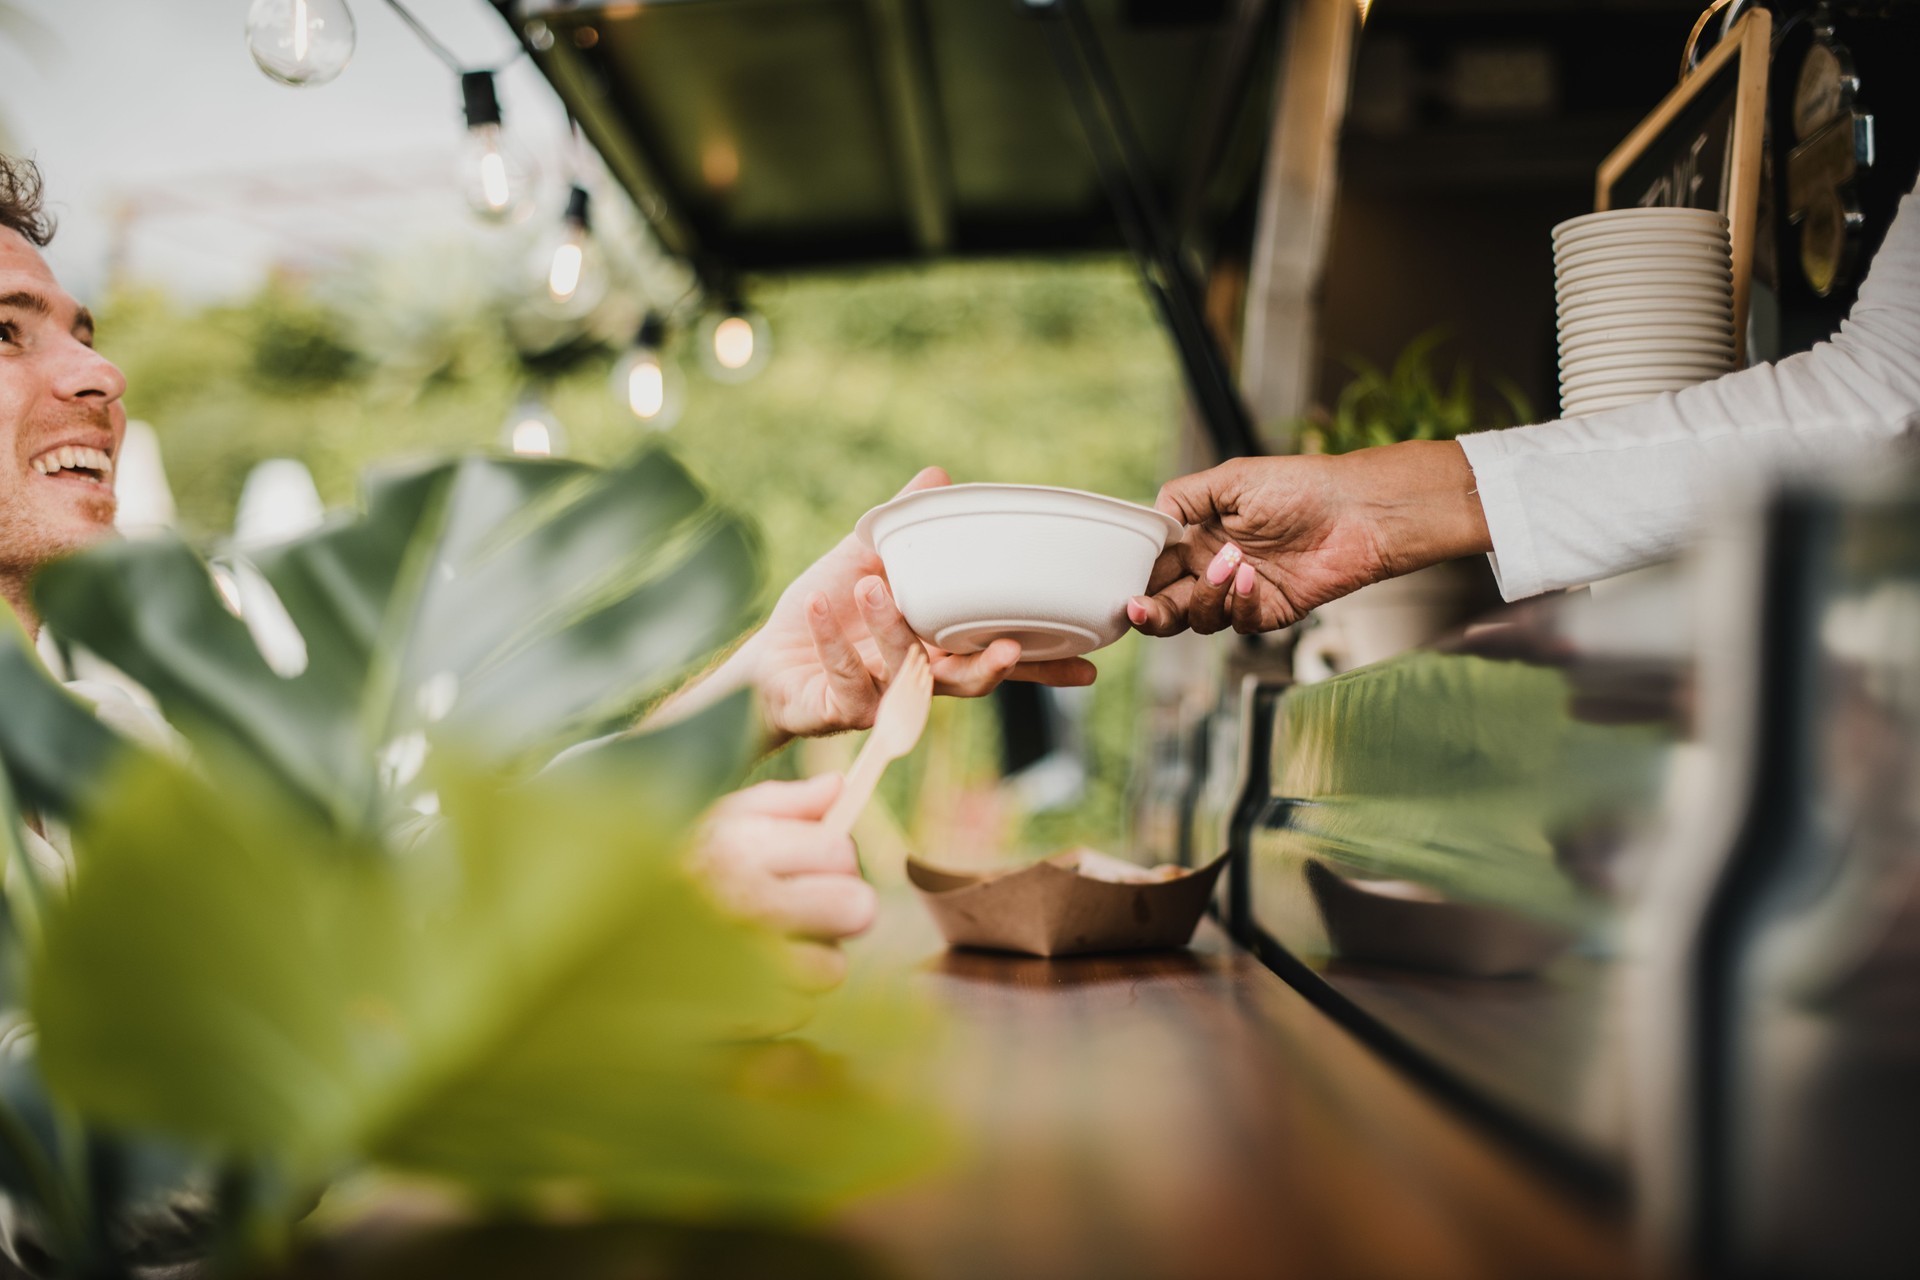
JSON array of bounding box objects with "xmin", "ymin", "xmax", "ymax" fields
[{"xmin": 1597, "ymin": 9, "xmax": 1771, "ymax": 363}]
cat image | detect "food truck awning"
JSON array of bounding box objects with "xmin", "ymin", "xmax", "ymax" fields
[{"xmin": 494, "ymin": 0, "xmax": 1281, "ymax": 281}]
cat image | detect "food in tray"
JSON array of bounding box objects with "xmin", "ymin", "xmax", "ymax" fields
[{"xmin": 1056, "ymin": 848, "xmax": 1190, "ymax": 883}]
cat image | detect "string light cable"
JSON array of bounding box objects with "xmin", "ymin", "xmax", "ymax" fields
[{"xmin": 378, "ymin": 0, "xmax": 525, "ymax": 74}]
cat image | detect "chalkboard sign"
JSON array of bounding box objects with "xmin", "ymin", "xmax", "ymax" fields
[{"xmin": 1597, "ymin": 10, "xmax": 1771, "ymax": 363}]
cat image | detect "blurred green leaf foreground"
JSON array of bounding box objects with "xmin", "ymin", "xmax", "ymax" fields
[{"xmin": 0, "ymin": 450, "xmax": 942, "ymax": 1276}]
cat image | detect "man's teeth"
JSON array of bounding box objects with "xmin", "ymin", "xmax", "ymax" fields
[{"xmin": 30, "ymin": 446, "xmax": 114, "ymax": 479}]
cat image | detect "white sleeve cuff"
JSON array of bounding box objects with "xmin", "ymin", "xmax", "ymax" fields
[{"xmin": 1456, "ymin": 428, "xmax": 1552, "ymax": 602}]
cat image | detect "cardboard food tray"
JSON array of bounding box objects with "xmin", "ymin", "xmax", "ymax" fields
[{"xmin": 906, "ymin": 850, "xmax": 1229, "ymax": 957}]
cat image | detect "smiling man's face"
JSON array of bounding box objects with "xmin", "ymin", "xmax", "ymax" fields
[{"xmin": 0, "ymin": 227, "xmax": 127, "ymax": 614}]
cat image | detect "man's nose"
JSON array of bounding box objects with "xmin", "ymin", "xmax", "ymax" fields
[{"xmin": 52, "ymin": 338, "xmax": 127, "ymax": 403}]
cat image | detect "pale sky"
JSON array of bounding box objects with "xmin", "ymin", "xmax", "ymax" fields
[{"xmin": 0, "ymin": 0, "xmax": 578, "ymax": 301}]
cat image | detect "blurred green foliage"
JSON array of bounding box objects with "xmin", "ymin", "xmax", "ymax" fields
[
  {"xmin": 96, "ymin": 257, "xmax": 1181, "ymax": 855},
  {"xmin": 0, "ymin": 451, "xmax": 942, "ymax": 1268},
  {"xmin": 243, "ymin": 282, "xmax": 364, "ymax": 391},
  {"xmin": 1269, "ymin": 649, "xmax": 1668, "ymax": 925},
  {"xmin": 1292, "ymin": 329, "xmax": 1531, "ymax": 455},
  {"xmin": 34, "ymin": 727, "xmax": 939, "ymax": 1222}
]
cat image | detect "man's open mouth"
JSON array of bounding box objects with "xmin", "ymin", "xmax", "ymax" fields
[{"xmin": 31, "ymin": 445, "xmax": 114, "ymax": 485}]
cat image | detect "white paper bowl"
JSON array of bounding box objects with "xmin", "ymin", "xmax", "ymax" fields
[
  {"xmin": 1556, "ymin": 265, "xmax": 1732, "ymax": 292},
  {"xmin": 1561, "ymin": 366, "xmax": 1731, "ymax": 390},
  {"xmin": 1554, "ymin": 231, "xmax": 1728, "ymax": 259},
  {"xmin": 1554, "ymin": 222, "xmax": 1729, "ymax": 246},
  {"xmin": 1561, "ymin": 353, "xmax": 1733, "ymax": 378},
  {"xmin": 1559, "ymin": 375, "xmax": 1709, "ymax": 400},
  {"xmin": 1559, "ymin": 370, "xmax": 1728, "ymax": 395},
  {"xmin": 1561, "ymin": 330, "xmax": 1736, "ymax": 353},
  {"xmin": 1553, "ymin": 242, "xmax": 1732, "ymax": 272},
  {"xmin": 1558, "ymin": 311, "xmax": 1735, "ymax": 335},
  {"xmin": 1552, "ymin": 229, "xmax": 1730, "ymax": 258},
  {"xmin": 1557, "ymin": 275, "xmax": 1732, "ymax": 300},
  {"xmin": 856, "ymin": 483, "xmax": 1182, "ymax": 661},
  {"xmin": 1558, "ymin": 307, "xmax": 1735, "ymax": 330},
  {"xmin": 1555, "ymin": 297, "xmax": 1734, "ymax": 324},
  {"xmin": 1552, "ymin": 209, "xmax": 1728, "ymax": 245},
  {"xmin": 1559, "ymin": 326, "xmax": 1735, "ymax": 351},
  {"xmin": 1558, "ymin": 285, "xmax": 1735, "ymax": 308},
  {"xmin": 1559, "ymin": 296, "xmax": 1731, "ymax": 320},
  {"xmin": 1566, "ymin": 353, "xmax": 1735, "ymax": 378},
  {"xmin": 1551, "ymin": 301, "xmax": 1735, "ymax": 322},
  {"xmin": 1560, "ymin": 326, "xmax": 1734, "ymax": 347},
  {"xmin": 1559, "ymin": 339, "xmax": 1743, "ymax": 364}
]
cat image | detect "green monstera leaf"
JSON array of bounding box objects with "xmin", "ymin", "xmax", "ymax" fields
[
  {"xmin": 29, "ymin": 449, "xmax": 757, "ymax": 834},
  {"xmin": 30, "ymin": 698, "xmax": 935, "ymax": 1213},
  {"xmin": 0, "ymin": 450, "xmax": 942, "ymax": 1258},
  {"xmin": 0, "ymin": 613, "xmax": 124, "ymax": 826},
  {"xmin": 0, "ymin": 616, "xmax": 218, "ymax": 1276}
]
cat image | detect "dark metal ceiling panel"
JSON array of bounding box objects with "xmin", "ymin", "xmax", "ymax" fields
[
  {"xmin": 608, "ymin": 3, "xmax": 902, "ymax": 239},
  {"xmin": 922, "ymin": 1, "xmax": 1219, "ymax": 232},
  {"xmin": 503, "ymin": 0, "xmax": 1275, "ymax": 277}
]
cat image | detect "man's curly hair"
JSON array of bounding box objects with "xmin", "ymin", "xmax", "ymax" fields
[{"xmin": 0, "ymin": 153, "xmax": 54, "ymax": 247}]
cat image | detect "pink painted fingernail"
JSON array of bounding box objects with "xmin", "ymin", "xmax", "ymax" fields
[
  {"xmin": 1126, "ymin": 597, "xmax": 1148, "ymax": 624},
  {"xmin": 1205, "ymin": 543, "xmax": 1243, "ymax": 586},
  {"xmin": 1234, "ymin": 563, "xmax": 1256, "ymax": 597}
]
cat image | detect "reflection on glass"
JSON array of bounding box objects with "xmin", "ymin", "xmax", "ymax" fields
[
  {"xmin": 1265, "ymin": 649, "xmax": 1672, "ymax": 952},
  {"xmin": 1247, "ymin": 597, "xmax": 1690, "ymax": 1162}
]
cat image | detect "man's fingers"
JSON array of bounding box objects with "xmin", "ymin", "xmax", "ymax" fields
[
  {"xmin": 1129, "ymin": 579, "xmax": 1195, "ymax": 637},
  {"xmin": 714, "ymin": 774, "xmax": 843, "ymax": 820},
  {"xmin": 924, "ymin": 642, "xmax": 1097, "ymax": 694},
  {"xmin": 785, "ymin": 941, "xmax": 849, "ymax": 993},
  {"xmin": 764, "ymin": 874, "xmax": 879, "ymax": 941},
  {"xmin": 895, "ymin": 465, "xmax": 952, "ymax": 497},
  {"xmin": 853, "ymin": 576, "xmax": 920, "ymax": 679},
  {"xmin": 806, "ymin": 591, "xmax": 882, "ymax": 716},
  {"xmin": 746, "ymin": 822, "xmax": 860, "ymax": 877},
  {"xmin": 927, "ymin": 637, "xmax": 1022, "ymax": 697},
  {"xmin": 1004, "ymin": 657, "xmax": 1098, "ymax": 687}
]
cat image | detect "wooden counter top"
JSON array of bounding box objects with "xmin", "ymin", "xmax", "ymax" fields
[
  {"xmin": 283, "ymin": 905, "xmax": 1640, "ymax": 1280},
  {"xmin": 831, "ymin": 908, "xmax": 1638, "ymax": 1280}
]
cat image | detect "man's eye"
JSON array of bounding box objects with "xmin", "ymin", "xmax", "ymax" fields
[{"xmin": 0, "ymin": 321, "xmax": 16, "ymax": 345}]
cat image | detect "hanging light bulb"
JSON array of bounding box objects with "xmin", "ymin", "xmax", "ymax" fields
[
  {"xmin": 611, "ymin": 313, "xmax": 686, "ymax": 430},
  {"xmin": 501, "ymin": 394, "xmax": 566, "ymax": 457},
  {"xmin": 528, "ymin": 185, "xmax": 609, "ymax": 316},
  {"xmin": 245, "ymin": 0, "xmax": 357, "ymax": 87},
  {"xmin": 698, "ymin": 300, "xmax": 771, "ymax": 384},
  {"xmin": 460, "ymin": 71, "xmax": 538, "ymax": 224}
]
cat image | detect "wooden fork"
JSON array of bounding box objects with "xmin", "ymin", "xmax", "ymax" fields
[{"xmin": 822, "ymin": 646, "xmax": 933, "ymax": 843}]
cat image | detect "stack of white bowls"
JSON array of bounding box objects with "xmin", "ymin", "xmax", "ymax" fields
[{"xmin": 1553, "ymin": 207, "xmax": 1736, "ymax": 417}]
